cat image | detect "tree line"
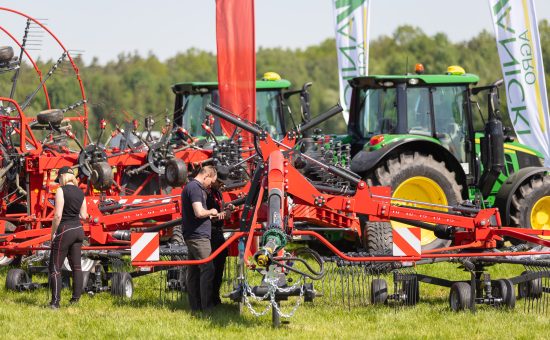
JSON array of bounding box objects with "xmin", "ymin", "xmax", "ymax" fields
[{"xmin": 3, "ymin": 22, "xmax": 550, "ymax": 137}]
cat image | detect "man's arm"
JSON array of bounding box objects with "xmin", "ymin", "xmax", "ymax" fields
[
  {"xmin": 51, "ymin": 189, "xmax": 64, "ymax": 240},
  {"xmin": 192, "ymin": 202, "xmax": 217, "ymax": 218}
]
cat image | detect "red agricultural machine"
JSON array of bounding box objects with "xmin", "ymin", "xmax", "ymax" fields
[{"xmin": 2, "ymin": 7, "xmax": 550, "ymax": 328}]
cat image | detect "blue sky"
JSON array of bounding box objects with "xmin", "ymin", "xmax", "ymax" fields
[{"xmin": 0, "ymin": 0, "xmax": 549, "ymax": 64}]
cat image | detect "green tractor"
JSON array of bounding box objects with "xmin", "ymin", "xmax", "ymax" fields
[
  {"xmin": 172, "ymin": 73, "xmax": 312, "ymax": 141},
  {"xmin": 348, "ymin": 66, "xmax": 550, "ymax": 251}
]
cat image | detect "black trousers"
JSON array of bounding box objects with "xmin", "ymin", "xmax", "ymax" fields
[
  {"xmin": 211, "ymin": 228, "xmax": 228, "ymax": 305},
  {"xmin": 49, "ymin": 224, "xmax": 84, "ymax": 306},
  {"xmin": 185, "ymin": 237, "xmax": 214, "ymax": 311}
]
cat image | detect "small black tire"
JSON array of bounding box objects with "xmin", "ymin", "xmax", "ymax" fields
[
  {"xmin": 518, "ymin": 271, "xmax": 543, "ymax": 299},
  {"xmin": 6, "ymin": 268, "xmax": 30, "ymax": 291},
  {"xmin": 402, "ymin": 278, "xmax": 420, "ymax": 305},
  {"xmin": 37, "ymin": 109, "xmax": 64, "ymax": 125},
  {"xmin": 492, "ymin": 279, "xmax": 516, "ymax": 308},
  {"xmin": 165, "ymin": 158, "xmax": 188, "ymax": 187},
  {"xmin": 449, "ymin": 282, "xmax": 472, "ymax": 311},
  {"xmin": 0, "ymin": 46, "xmax": 14, "ymax": 62},
  {"xmin": 371, "ymin": 278, "xmax": 388, "ymax": 305},
  {"xmin": 111, "ymin": 272, "xmax": 133, "ymax": 298},
  {"xmin": 91, "ymin": 161, "xmax": 113, "ymax": 190}
]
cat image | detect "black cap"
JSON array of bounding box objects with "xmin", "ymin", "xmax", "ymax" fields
[{"xmin": 55, "ymin": 166, "xmax": 74, "ymax": 183}]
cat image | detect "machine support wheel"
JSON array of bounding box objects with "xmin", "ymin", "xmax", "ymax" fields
[
  {"xmin": 518, "ymin": 271, "xmax": 543, "ymax": 299},
  {"xmin": 111, "ymin": 272, "xmax": 134, "ymax": 298},
  {"xmin": 510, "ymin": 174, "xmax": 550, "ymax": 244},
  {"xmin": 370, "ymin": 278, "xmax": 388, "ymax": 304},
  {"xmin": 449, "ymin": 282, "xmax": 472, "ymax": 311},
  {"xmin": 402, "ymin": 278, "xmax": 420, "ymax": 305},
  {"xmin": 367, "ymin": 152, "xmax": 462, "ymax": 250},
  {"xmin": 6, "ymin": 268, "xmax": 30, "ymax": 291},
  {"xmin": 492, "ymin": 279, "xmax": 516, "ymax": 308}
]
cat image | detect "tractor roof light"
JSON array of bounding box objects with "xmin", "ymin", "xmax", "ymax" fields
[
  {"xmin": 408, "ymin": 78, "xmax": 419, "ymax": 85},
  {"xmin": 262, "ymin": 71, "xmax": 281, "ymax": 81},
  {"xmin": 447, "ymin": 65, "xmax": 466, "ymax": 75},
  {"xmin": 369, "ymin": 134, "xmax": 385, "ymax": 146},
  {"xmin": 415, "ymin": 63, "xmax": 425, "ymax": 74}
]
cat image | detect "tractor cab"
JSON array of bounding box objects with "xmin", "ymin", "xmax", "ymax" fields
[
  {"xmin": 347, "ymin": 68, "xmax": 479, "ymax": 165},
  {"xmin": 171, "ymin": 75, "xmax": 292, "ymax": 141}
]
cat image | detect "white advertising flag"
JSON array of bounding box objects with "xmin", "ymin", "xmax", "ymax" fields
[
  {"xmin": 332, "ymin": 0, "xmax": 370, "ymax": 123},
  {"xmin": 489, "ymin": 0, "xmax": 550, "ymax": 165}
]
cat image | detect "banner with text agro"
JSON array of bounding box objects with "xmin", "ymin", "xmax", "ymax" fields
[
  {"xmin": 216, "ymin": 0, "xmax": 256, "ymax": 145},
  {"xmin": 489, "ymin": 0, "xmax": 550, "ymax": 165},
  {"xmin": 332, "ymin": 0, "xmax": 370, "ymax": 123}
]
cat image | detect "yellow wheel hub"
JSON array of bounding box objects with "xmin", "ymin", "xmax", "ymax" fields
[
  {"xmin": 530, "ymin": 196, "xmax": 550, "ymax": 240},
  {"xmin": 392, "ymin": 176, "xmax": 448, "ymax": 246}
]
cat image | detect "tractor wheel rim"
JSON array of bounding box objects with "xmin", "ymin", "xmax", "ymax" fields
[
  {"xmin": 393, "ymin": 176, "xmax": 448, "ymax": 246},
  {"xmin": 531, "ymin": 196, "xmax": 550, "ymax": 239},
  {"xmin": 125, "ymin": 280, "xmax": 133, "ymax": 298}
]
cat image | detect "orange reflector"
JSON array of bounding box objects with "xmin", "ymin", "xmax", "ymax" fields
[{"xmin": 369, "ymin": 135, "xmax": 385, "ymax": 146}]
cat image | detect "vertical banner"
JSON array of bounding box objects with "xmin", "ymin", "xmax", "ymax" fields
[
  {"xmin": 332, "ymin": 0, "xmax": 370, "ymax": 123},
  {"xmin": 489, "ymin": 0, "xmax": 550, "ymax": 165},
  {"xmin": 216, "ymin": 0, "xmax": 256, "ymax": 145}
]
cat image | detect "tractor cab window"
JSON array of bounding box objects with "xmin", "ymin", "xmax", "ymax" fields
[
  {"xmin": 179, "ymin": 90, "xmax": 284, "ymax": 139},
  {"xmin": 256, "ymin": 90, "xmax": 284, "ymax": 139},
  {"xmin": 358, "ymin": 87, "xmax": 398, "ymax": 138},
  {"xmin": 406, "ymin": 87, "xmax": 432, "ymax": 136},
  {"xmin": 180, "ymin": 91, "xmax": 223, "ymax": 137},
  {"xmin": 432, "ymin": 86, "xmax": 468, "ymax": 162}
]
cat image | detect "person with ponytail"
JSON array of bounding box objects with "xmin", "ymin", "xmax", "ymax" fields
[{"xmin": 48, "ymin": 166, "xmax": 88, "ymax": 309}]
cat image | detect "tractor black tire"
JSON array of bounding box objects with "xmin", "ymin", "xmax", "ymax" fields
[
  {"xmin": 509, "ymin": 174, "xmax": 550, "ymax": 244},
  {"xmin": 111, "ymin": 272, "xmax": 133, "ymax": 298},
  {"xmin": 402, "ymin": 278, "xmax": 420, "ymax": 305},
  {"xmin": 165, "ymin": 158, "xmax": 188, "ymax": 187},
  {"xmin": 370, "ymin": 278, "xmax": 388, "ymax": 304},
  {"xmin": 6, "ymin": 268, "xmax": 30, "ymax": 291},
  {"xmin": 449, "ymin": 282, "xmax": 472, "ymax": 311},
  {"xmin": 0, "ymin": 46, "xmax": 14, "ymax": 62},
  {"xmin": 367, "ymin": 152, "xmax": 462, "ymax": 251},
  {"xmin": 361, "ymin": 220, "xmax": 392, "ymax": 255},
  {"xmin": 169, "ymin": 225, "xmax": 184, "ymax": 245},
  {"xmin": 518, "ymin": 270, "xmax": 543, "ymax": 299},
  {"xmin": 492, "ymin": 279, "xmax": 516, "ymax": 308},
  {"xmin": 37, "ymin": 109, "xmax": 64, "ymax": 125}
]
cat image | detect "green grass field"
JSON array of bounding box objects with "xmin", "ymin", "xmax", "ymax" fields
[{"xmin": 1, "ymin": 262, "xmax": 549, "ymax": 339}]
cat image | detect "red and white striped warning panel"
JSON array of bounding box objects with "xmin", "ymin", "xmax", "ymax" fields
[
  {"xmin": 392, "ymin": 227, "xmax": 421, "ymax": 257},
  {"xmin": 131, "ymin": 232, "xmax": 160, "ymax": 262}
]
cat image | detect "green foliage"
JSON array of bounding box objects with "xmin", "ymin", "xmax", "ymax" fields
[{"xmin": 10, "ymin": 22, "xmax": 549, "ymax": 138}]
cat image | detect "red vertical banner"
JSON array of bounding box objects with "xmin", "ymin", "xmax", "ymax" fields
[{"xmin": 216, "ymin": 0, "xmax": 256, "ymax": 145}]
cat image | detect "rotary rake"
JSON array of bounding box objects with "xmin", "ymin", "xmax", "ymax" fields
[
  {"xmin": 0, "ymin": 8, "xmax": 232, "ymax": 297},
  {"xmin": 131, "ymin": 103, "xmax": 550, "ymax": 326}
]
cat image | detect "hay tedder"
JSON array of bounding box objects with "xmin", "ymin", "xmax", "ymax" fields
[{"xmin": 2, "ymin": 7, "xmax": 550, "ymax": 328}]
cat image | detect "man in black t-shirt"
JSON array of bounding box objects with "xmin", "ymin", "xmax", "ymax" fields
[{"xmin": 181, "ymin": 165, "xmax": 219, "ymax": 312}]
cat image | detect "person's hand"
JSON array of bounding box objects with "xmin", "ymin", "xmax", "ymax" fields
[
  {"xmin": 226, "ymin": 203, "xmax": 235, "ymax": 211},
  {"xmin": 209, "ymin": 208, "xmax": 218, "ymax": 216},
  {"xmin": 217, "ymin": 211, "xmax": 226, "ymax": 220}
]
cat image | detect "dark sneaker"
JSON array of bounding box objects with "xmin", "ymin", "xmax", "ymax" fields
[
  {"xmin": 49, "ymin": 304, "xmax": 60, "ymax": 310},
  {"xmin": 69, "ymin": 298, "xmax": 79, "ymax": 305}
]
